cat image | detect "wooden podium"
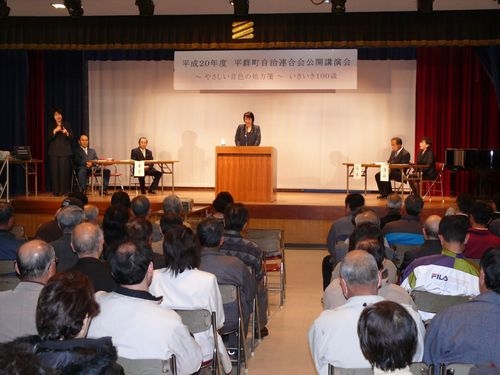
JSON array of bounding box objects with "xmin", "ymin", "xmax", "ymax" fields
[{"xmin": 216, "ymin": 146, "xmax": 277, "ymax": 202}]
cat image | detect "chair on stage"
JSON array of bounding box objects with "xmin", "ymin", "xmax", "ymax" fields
[
  {"xmin": 117, "ymin": 356, "xmax": 177, "ymax": 375},
  {"xmin": 174, "ymin": 309, "xmax": 219, "ymax": 375},
  {"xmin": 422, "ymin": 162, "xmax": 445, "ymax": 202},
  {"xmin": 218, "ymin": 284, "xmax": 248, "ymax": 375}
]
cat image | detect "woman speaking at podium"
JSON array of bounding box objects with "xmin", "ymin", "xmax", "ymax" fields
[{"xmin": 234, "ymin": 111, "xmax": 261, "ymax": 146}]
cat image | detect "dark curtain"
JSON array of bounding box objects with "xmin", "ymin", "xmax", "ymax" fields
[
  {"xmin": 0, "ymin": 51, "xmax": 28, "ymax": 195},
  {"xmin": 415, "ymin": 47, "xmax": 500, "ymax": 197}
]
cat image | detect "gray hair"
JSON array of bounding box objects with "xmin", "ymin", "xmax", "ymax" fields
[
  {"xmin": 340, "ymin": 250, "xmax": 379, "ymax": 287},
  {"xmin": 84, "ymin": 204, "xmax": 99, "ymax": 223},
  {"xmin": 386, "ymin": 194, "xmax": 403, "ymax": 210},
  {"xmin": 71, "ymin": 223, "xmax": 104, "ymax": 255},
  {"xmin": 424, "ymin": 215, "xmax": 441, "ymax": 239},
  {"xmin": 354, "ymin": 208, "xmax": 380, "ymax": 227},
  {"xmin": 162, "ymin": 194, "xmax": 183, "ymax": 214},
  {"xmin": 131, "ymin": 195, "xmax": 151, "ymax": 217},
  {"xmin": 56, "ymin": 206, "xmax": 85, "ymax": 230},
  {"xmin": 16, "ymin": 240, "xmax": 55, "ymax": 280}
]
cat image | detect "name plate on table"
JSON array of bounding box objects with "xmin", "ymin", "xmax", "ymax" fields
[
  {"xmin": 380, "ymin": 163, "xmax": 389, "ymax": 182},
  {"xmin": 353, "ymin": 163, "xmax": 362, "ymax": 179},
  {"xmin": 134, "ymin": 161, "xmax": 145, "ymax": 177}
]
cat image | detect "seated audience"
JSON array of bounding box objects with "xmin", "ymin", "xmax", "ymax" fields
[
  {"xmin": 210, "ymin": 191, "xmax": 234, "ymax": 221},
  {"xmin": 464, "ymin": 201, "xmax": 500, "ymax": 260},
  {"xmin": 380, "ymin": 193, "xmax": 403, "ymax": 229},
  {"xmin": 50, "ymin": 205, "xmax": 85, "ymax": 272},
  {"xmin": 382, "ymin": 195, "xmax": 424, "ymax": 248},
  {"xmin": 423, "ymin": 248, "xmax": 500, "ymax": 369},
  {"xmin": 110, "ymin": 190, "xmax": 131, "ymax": 209},
  {"xmin": 35, "ymin": 196, "xmax": 84, "ymax": 243},
  {"xmin": 13, "ymin": 271, "xmax": 123, "ymax": 374},
  {"xmin": 125, "ymin": 217, "xmax": 164, "ymax": 269},
  {"xmin": 130, "ymin": 194, "xmax": 162, "ymax": 243},
  {"xmin": 70, "ymin": 223, "xmax": 117, "ymax": 292},
  {"xmin": 87, "ymin": 240, "xmax": 202, "ymax": 374},
  {"xmin": 444, "ymin": 193, "xmax": 475, "ymax": 225},
  {"xmin": 358, "ymin": 300, "xmax": 419, "ymax": 375},
  {"xmin": 401, "ymin": 215, "xmax": 480, "ymax": 321},
  {"xmin": 309, "ymin": 250, "xmax": 424, "ymax": 374},
  {"xmin": 399, "ymin": 215, "xmax": 442, "ymax": 273},
  {"xmin": 102, "ymin": 204, "xmax": 130, "ymax": 259},
  {"xmin": 0, "ymin": 240, "xmax": 56, "ymax": 343},
  {"xmin": 197, "ymin": 217, "xmax": 256, "ymax": 332},
  {"xmin": 0, "ymin": 202, "xmax": 25, "ymax": 260},
  {"xmin": 220, "ymin": 203, "xmax": 269, "ymax": 337},
  {"xmin": 83, "ymin": 204, "xmax": 99, "ymax": 225},
  {"xmin": 149, "ymin": 226, "xmax": 232, "ymax": 374}
]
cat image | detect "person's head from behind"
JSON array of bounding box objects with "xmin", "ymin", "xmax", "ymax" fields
[
  {"xmin": 102, "ymin": 204, "xmax": 130, "ymax": 246},
  {"xmin": 111, "ymin": 190, "xmax": 131, "ymax": 208},
  {"xmin": 66, "ymin": 192, "xmax": 88, "ymax": 206},
  {"xmin": 162, "ymin": 194, "xmax": 183, "ymax": 215},
  {"xmin": 71, "ymin": 222, "xmax": 104, "ymax": 259},
  {"xmin": 353, "ymin": 207, "xmax": 380, "ymax": 228},
  {"xmin": 224, "ymin": 203, "xmax": 249, "ymax": 231},
  {"xmin": 83, "ymin": 204, "xmax": 99, "ymax": 224},
  {"xmin": 160, "ymin": 211, "xmax": 184, "ymax": 236},
  {"xmin": 386, "ymin": 193, "xmax": 402, "ymax": 211},
  {"xmin": 404, "ymin": 195, "xmax": 424, "ymax": 217},
  {"xmin": 479, "ymin": 248, "xmax": 500, "ymax": 294},
  {"xmin": 131, "ymin": 195, "xmax": 151, "ymax": 218},
  {"xmin": 469, "ymin": 200, "xmax": 493, "ymax": 227},
  {"xmin": 15, "ymin": 240, "xmax": 56, "ymax": 282},
  {"xmin": 212, "ymin": 191, "xmax": 234, "ymax": 214},
  {"xmin": 197, "ymin": 218, "xmax": 224, "ymax": 248},
  {"xmin": 353, "ymin": 236, "xmax": 386, "ymax": 271},
  {"xmin": 56, "ymin": 205, "xmax": 85, "ymax": 231},
  {"xmin": 423, "ymin": 215, "xmax": 441, "ymax": 240},
  {"xmin": 348, "ymin": 222, "xmax": 383, "ymax": 251},
  {"xmin": 456, "ymin": 193, "xmax": 475, "ymax": 215},
  {"xmin": 345, "ymin": 193, "xmax": 364, "ymax": 213},
  {"xmin": 36, "ymin": 271, "xmax": 99, "ymax": 341},
  {"xmin": 339, "ymin": 250, "xmax": 380, "ymax": 299},
  {"xmin": 0, "ymin": 202, "xmax": 14, "ymax": 229},
  {"xmin": 125, "ymin": 217, "xmax": 153, "ymax": 244},
  {"xmin": 108, "ymin": 240, "xmax": 153, "ymax": 286},
  {"xmin": 163, "ymin": 225, "xmax": 200, "ymax": 276},
  {"xmin": 438, "ymin": 215, "xmax": 469, "ymax": 245},
  {"xmin": 0, "ymin": 340, "xmax": 54, "ymax": 375},
  {"xmin": 357, "ymin": 300, "xmax": 417, "ymax": 372}
]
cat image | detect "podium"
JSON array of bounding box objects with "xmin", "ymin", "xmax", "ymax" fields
[{"xmin": 216, "ymin": 146, "xmax": 277, "ymax": 202}]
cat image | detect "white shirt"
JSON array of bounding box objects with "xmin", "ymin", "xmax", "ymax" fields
[{"xmin": 149, "ymin": 268, "xmax": 232, "ymax": 374}]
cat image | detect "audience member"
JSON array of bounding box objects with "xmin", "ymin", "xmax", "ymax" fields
[
  {"xmin": 463, "ymin": 201, "xmax": 500, "ymax": 260},
  {"xmin": 102, "ymin": 204, "xmax": 130, "ymax": 259},
  {"xmin": 197, "ymin": 217, "xmax": 256, "ymax": 332},
  {"xmin": 70, "ymin": 223, "xmax": 117, "ymax": 292},
  {"xmin": 358, "ymin": 301, "xmax": 418, "ymax": 374},
  {"xmin": 13, "ymin": 271, "xmax": 123, "ymax": 374},
  {"xmin": 87, "ymin": 240, "xmax": 202, "ymax": 374},
  {"xmin": 149, "ymin": 226, "xmax": 232, "ymax": 374},
  {"xmin": 131, "ymin": 195, "xmax": 162, "ymax": 243},
  {"xmin": 308, "ymin": 250, "xmax": 424, "ymax": 374},
  {"xmin": 220, "ymin": 203, "xmax": 269, "ymax": 337},
  {"xmin": 0, "ymin": 202, "xmax": 25, "ymax": 260},
  {"xmin": 399, "ymin": 215, "xmax": 442, "ymax": 273},
  {"xmin": 382, "ymin": 195, "xmax": 424, "ymax": 248},
  {"xmin": 35, "ymin": 196, "xmax": 84, "ymax": 243},
  {"xmin": 159, "ymin": 211, "xmax": 183, "ymax": 236},
  {"xmin": 380, "ymin": 193, "xmax": 402, "ymax": 229},
  {"xmin": 50, "ymin": 205, "xmax": 85, "ymax": 272},
  {"xmin": 210, "ymin": 191, "xmax": 234, "ymax": 220},
  {"xmin": 162, "ymin": 194, "xmax": 191, "ymax": 228},
  {"xmin": 0, "ymin": 240, "xmax": 56, "ymax": 342},
  {"xmin": 130, "ymin": 137, "xmax": 162, "ymax": 194},
  {"xmin": 83, "ymin": 204, "xmax": 99, "ymax": 225},
  {"xmin": 0, "ymin": 339, "xmax": 54, "ymax": 374},
  {"xmin": 125, "ymin": 217, "xmax": 164, "ymax": 269},
  {"xmin": 423, "ymin": 248, "xmax": 500, "ymax": 369},
  {"xmin": 445, "ymin": 193, "xmax": 475, "ymax": 224},
  {"xmin": 401, "ymin": 215, "xmax": 480, "ymax": 320},
  {"xmin": 374, "ymin": 137, "xmax": 411, "ymax": 199},
  {"xmin": 110, "ymin": 190, "xmax": 131, "ymax": 208}
]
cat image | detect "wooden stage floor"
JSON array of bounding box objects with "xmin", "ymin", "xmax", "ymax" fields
[{"xmin": 11, "ymin": 188, "xmax": 455, "ymax": 246}]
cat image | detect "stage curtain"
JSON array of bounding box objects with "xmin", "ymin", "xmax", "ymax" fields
[{"xmin": 415, "ymin": 47, "xmax": 500, "ymax": 197}]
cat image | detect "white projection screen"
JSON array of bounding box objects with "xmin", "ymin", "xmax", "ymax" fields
[{"xmin": 88, "ymin": 59, "xmax": 416, "ymax": 191}]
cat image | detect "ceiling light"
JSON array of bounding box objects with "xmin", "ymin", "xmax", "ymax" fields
[
  {"xmin": 136, "ymin": 0, "xmax": 155, "ymax": 16},
  {"xmin": 231, "ymin": 0, "xmax": 249, "ymax": 16},
  {"xmin": 63, "ymin": 0, "xmax": 83, "ymax": 17},
  {"xmin": 0, "ymin": 0, "xmax": 10, "ymax": 17}
]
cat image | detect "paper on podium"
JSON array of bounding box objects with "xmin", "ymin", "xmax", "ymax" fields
[
  {"xmin": 134, "ymin": 161, "xmax": 145, "ymax": 177},
  {"xmin": 380, "ymin": 163, "xmax": 389, "ymax": 182}
]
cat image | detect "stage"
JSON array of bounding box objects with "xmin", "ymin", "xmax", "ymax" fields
[{"xmin": 10, "ymin": 188, "xmax": 454, "ymax": 246}]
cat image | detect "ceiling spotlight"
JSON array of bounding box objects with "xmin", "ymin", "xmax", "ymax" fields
[
  {"xmin": 0, "ymin": 0, "xmax": 10, "ymax": 17},
  {"xmin": 63, "ymin": 0, "xmax": 83, "ymax": 17},
  {"xmin": 332, "ymin": 0, "xmax": 346, "ymax": 14},
  {"xmin": 418, "ymin": 0, "xmax": 434, "ymax": 13},
  {"xmin": 231, "ymin": 0, "xmax": 249, "ymax": 16},
  {"xmin": 136, "ymin": 0, "xmax": 155, "ymax": 16}
]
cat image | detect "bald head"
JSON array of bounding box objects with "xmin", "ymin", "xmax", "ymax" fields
[
  {"xmin": 354, "ymin": 209, "xmax": 380, "ymax": 227},
  {"xmin": 423, "ymin": 215, "xmax": 441, "ymax": 239},
  {"xmin": 16, "ymin": 240, "xmax": 56, "ymax": 282},
  {"xmin": 340, "ymin": 250, "xmax": 380, "ymax": 298},
  {"xmin": 71, "ymin": 222, "xmax": 104, "ymax": 258}
]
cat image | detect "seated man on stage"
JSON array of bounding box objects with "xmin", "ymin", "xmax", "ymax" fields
[
  {"xmin": 130, "ymin": 136, "xmax": 162, "ymax": 195},
  {"xmin": 73, "ymin": 134, "xmax": 110, "ymax": 195},
  {"xmin": 375, "ymin": 137, "xmax": 411, "ymax": 199}
]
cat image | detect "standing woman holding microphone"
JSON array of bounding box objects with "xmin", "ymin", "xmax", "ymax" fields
[
  {"xmin": 48, "ymin": 107, "xmax": 73, "ymax": 196},
  {"xmin": 234, "ymin": 111, "xmax": 261, "ymax": 146}
]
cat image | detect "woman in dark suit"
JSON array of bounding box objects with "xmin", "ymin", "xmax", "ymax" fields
[
  {"xmin": 234, "ymin": 111, "xmax": 261, "ymax": 146},
  {"xmin": 410, "ymin": 136, "xmax": 436, "ymax": 196},
  {"xmin": 47, "ymin": 108, "xmax": 73, "ymax": 196}
]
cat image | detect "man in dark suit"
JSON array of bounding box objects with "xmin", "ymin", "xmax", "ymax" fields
[
  {"xmin": 130, "ymin": 136, "xmax": 162, "ymax": 194},
  {"xmin": 375, "ymin": 137, "xmax": 411, "ymax": 199},
  {"xmin": 73, "ymin": 134, "xmax": 110, "ymax": 195}
]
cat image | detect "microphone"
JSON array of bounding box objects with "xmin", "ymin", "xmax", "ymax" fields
[{"xmin": 244, "ymin": 132, "xmax": 248, "ymax": 146}]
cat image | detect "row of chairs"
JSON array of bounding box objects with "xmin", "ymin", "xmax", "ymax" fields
[{"xmin": 328, "ymin": 363, "xmax": 475, "ymax": 375}]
